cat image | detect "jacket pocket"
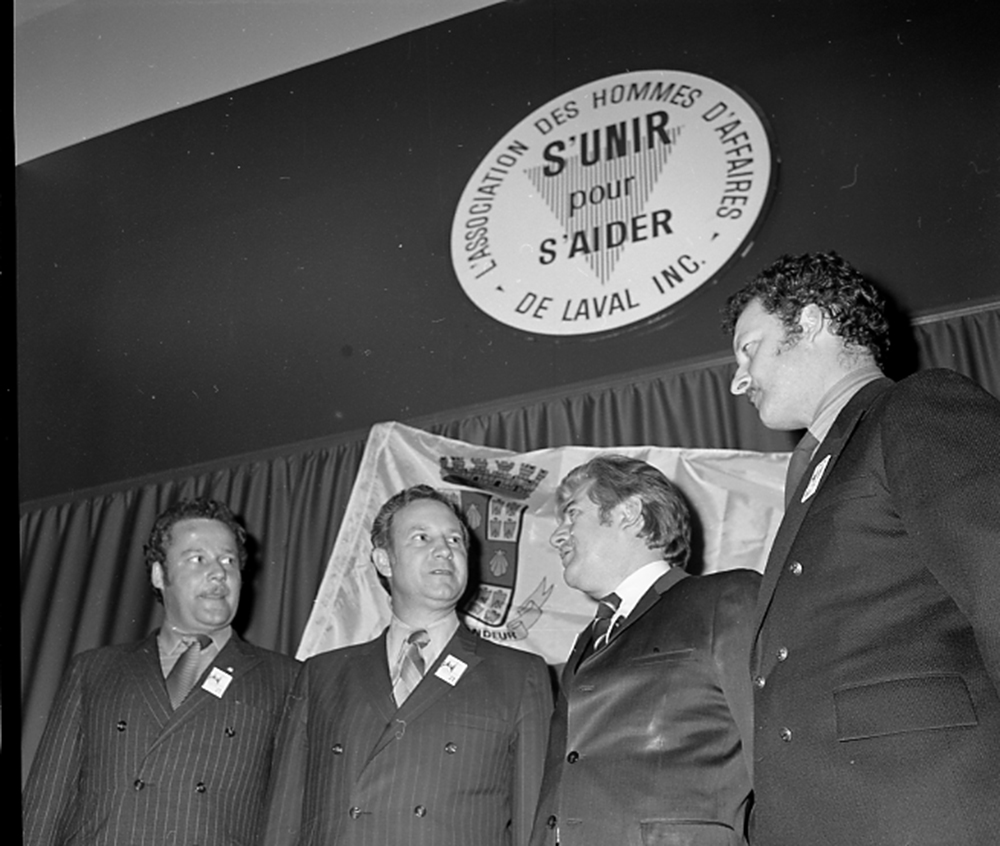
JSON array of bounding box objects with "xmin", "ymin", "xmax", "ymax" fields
[
  {"xmin": 640, "ymin": 819, "xmax": 741, "ymax": 845},
  {"xmin": 834, "ymin": 674, "xmax": 977, "ymax": 741},
  {"xmin": 630, "ymin": 648, "xmax": 695, "ymax": 666},
  {"xmin": 444, "ymin": 710, "xmax": 507, "ymax": 733}
]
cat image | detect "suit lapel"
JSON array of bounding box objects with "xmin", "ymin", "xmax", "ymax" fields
[
  {"xmin": 148, "ymin": 633, "xmax": 261, "ymax": 751},
  {"xmin": 753, "ymin": 378, "xmax": 891, "ymax": 637},
  {"xmin": 613, "ymin": 568, "xmax": 686, "ymax": 640},
  {"xmin": 122, "ymin": 631, "xmax": 174, "ymax": 729},
  {"xmin": 369, "ymin": 625, "xmax": 483, "ymax": 760},
  {"xmin": 357, "ymin": 629, "xmax": 396, "ymax": 726},
  {"xmin": 570, "ymin": 568, "xmax": 687, "ymax": 675}
]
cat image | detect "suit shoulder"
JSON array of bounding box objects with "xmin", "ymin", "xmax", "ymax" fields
[
  {"xmin": 240, "ymin": 641, "xmax": 301, "ymax": 674},
  {"xmin": 679, "ymin": 568, "xmax": 760, "ymax": 604},
  {"xmin": 476, "ymin": 637, "xmax": 548, "ymax": 670},
  {"xmin": 71, "ymin": 636, "xmax": 152, "ymax": 666},
  {"xmin": 303, "ymin": 636, "xmax": 380, "ymax": 670},
  {"xmin": 887, "ymin": 368, "xmax": 996, "ymax": 407}
]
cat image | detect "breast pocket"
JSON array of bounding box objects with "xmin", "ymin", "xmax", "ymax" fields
[
  {"xmin": 630, "ymin": 648, "xmax": 696, "ymax": 666},
  {"xmin": 444, "ymin": 710, "xmax": 508, "ymax": 734},
  {"xmin": 834, "ymin": 674, "xmax": 977, "ymax": 741},
  {"xmin": 805, "ymin": 476, "xmax": 880, "ymax": 518}
]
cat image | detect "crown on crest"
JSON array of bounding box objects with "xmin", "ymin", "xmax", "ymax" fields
[{"xmin": 439, "ymin": 456, "xmax": 548, "ymax": 500}]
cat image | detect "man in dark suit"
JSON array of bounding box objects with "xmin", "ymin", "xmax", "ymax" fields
[
  {"xmin": 724, "ymin": 251, "xmax": 1000, "ymax": 846},
  {"xmin": 264, "ymin": 484, "xmax": 552, "ymax": 846},
  {"xmin": 23, "ymin": 498, "xmax": 300, "ymax": 846},
  {"xmin": 530, "ymin": 455, "xmax": 758, "ymax": 846}
]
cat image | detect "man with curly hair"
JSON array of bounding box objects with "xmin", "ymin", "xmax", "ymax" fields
[
  {"xmin": 723, "ymin": 252, "xmax": 1000, "ymax": 846},
  {"xmin": 23, "ymin": 498, "xmax": 300, "ymax": 846}
]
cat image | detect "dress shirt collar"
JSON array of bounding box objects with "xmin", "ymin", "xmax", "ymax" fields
[
  {"xmin": 808, "ymin": 363, "xmax": 884, "ymax": 446},
  {"xmin": 157, "ymin": 625, "xmax": 231, "ymax": 678},
  {"xmin": 386, "ymin": 612, "xmax": 459, "ymax": 676},
  {"xmin": 158, "ymin": 624, "xmax": 231, "ymax": 657},
  {"xmin": 611, "ymin": 559, "xmax": 671, "ymax": 624}
]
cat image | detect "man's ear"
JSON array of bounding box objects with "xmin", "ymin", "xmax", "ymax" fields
[
  {"xmin": 151, "ymin": 561, "xmax": 166, "ymax": 592},
  {"xmin": 372, "ymin": 547, "xmax": 392, "ymax": 580},
  {"xmin": 618, "ymin": 496, "xmax": 644, "ymax": 532},
  {"xmin": 798, "ymin": 303, "xmax": 828, "ymax": 343}
]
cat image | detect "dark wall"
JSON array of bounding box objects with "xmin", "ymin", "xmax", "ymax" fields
[{"xmin": 17, "ymin": 0, "xmax": 999, "ymax": 504}]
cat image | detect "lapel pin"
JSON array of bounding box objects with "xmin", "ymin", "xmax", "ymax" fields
[
  {"xmin": 802, "ymin": 455, "xmax": 831, "ymax": 503},
  {"xmin": 202, "ymin": 667, "xmax": 233, "ymax": 698},
  {"xmin": 434, "ymin": 655, "xmax": 468, "ymax": 686}
]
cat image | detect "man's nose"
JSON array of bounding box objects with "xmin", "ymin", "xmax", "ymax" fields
[
  {"xmin": 206, "ymin": 556, "xmax": 227, "ymax": 579},
  {"xmin": 731, "ymin": 367, "xmax": 751, "ymax": 396},
  {"xmin": 550, "ymin": 523, "xmax": 569, "ymax": 549}
]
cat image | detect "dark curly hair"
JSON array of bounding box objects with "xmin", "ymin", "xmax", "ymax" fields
[
  {"xmin": 721, "ymin": 251, "xmax": 889, "ymax": 366},
  {"xmin": 556, "ymin": 454, "xmax": 691, "ymax": 570},
  {"xmin": 144, "ymin": 499, "xmax": 247, "ymax": 602}
]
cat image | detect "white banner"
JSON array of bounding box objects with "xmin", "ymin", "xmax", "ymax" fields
[{"xmin": 297, "ymin": 422, "xmax": 789, "ymax": 665}]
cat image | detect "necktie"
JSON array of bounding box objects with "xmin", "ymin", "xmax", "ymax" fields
[
  {"xmin": 166, "ymin": 634, "xmax": 212, "ymax": 710},
  {"xmin": 394, "ymin": 629, "xmax": 430, "ymax": 707},
  {"xmin": 785, "ymin": 431, "xmax": 819, "ymax": 507},
  {"xmin": 591, "ymin": 592, "xmax": 622, "ymax": 650}
]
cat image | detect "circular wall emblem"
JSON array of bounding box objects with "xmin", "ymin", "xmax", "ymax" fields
[{"xmin": 451, "ymin": 70, "xmax": 775, "ymax": 337}]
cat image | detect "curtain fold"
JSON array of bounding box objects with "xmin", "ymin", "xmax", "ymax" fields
[{"xmin": 20, "ymin": 304, "xmax": 999, "ymax": 782}]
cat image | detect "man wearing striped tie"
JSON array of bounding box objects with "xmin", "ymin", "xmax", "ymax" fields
[
  {"xmin": 530, "ymin": 455, "xmax": 759, "ymax": 846},
  {"xmin": 264, "ymin": 484, "xmax": 552, "ymax": 846},
  {"xmin": 23, "ymin": 498, "xmax": 300, "ymax": 846}
]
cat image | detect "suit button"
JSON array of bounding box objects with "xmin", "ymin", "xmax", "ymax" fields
[
  {"xmin": 414, "ymin": 805, "xmax": 427, "ymax": 817},
  {"xmin": 444, "ymin": 742, "xmax": 457, "ymax": 754},
  {"xmin": 349, "ymin": 806, "xmax": 362, "ymax": 819},
  {"xmin": 225, "ymin": 727, "xmax": 236, "ymax": 737},
  {"xmin": 547, "ymin": 815, "xmax": 558, "ymax": 829},
  {"xmin": 116, "ymin": 720, "xmax": 127, "ymax": 732},
  {"xmin": 133, "ymin": 779, "xmax": 145, "ymax": 791},
  {"xmin": 789, "ymin": 561, "xmax": 803, "ymax": 576},
  {"xmin": 753, "ymin": 675, "xmax": 766, "ymax": 689},
  {"xmin": 776, "ymin": 647, "xmax": 788, "ymax": 661},
  {"xmin": 195, "ymin": 782, "xmax": 207, "ymax": 793},
  {"xmin": 779, "ymin": 727, "xmax": 793, "ymax": 742},
  {"xmin": 567, "ymin": 751, "xmax": 580, "ymax": 763},
  {"xmin": 332, "ymin": 744, "xmax": 344, "ymax": 755}
]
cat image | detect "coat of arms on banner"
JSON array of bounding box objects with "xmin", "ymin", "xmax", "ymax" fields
[{"xmin": 440, "ymin": 456, "xmax": 555, "ymax": 641}]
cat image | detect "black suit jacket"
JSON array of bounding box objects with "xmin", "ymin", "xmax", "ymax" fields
[
  {"xmin": 264, "ymin": 623, "xmax": 552, "ymax": 846},
  {"xmin": 23, "ymin": 631, "xmax": 300, "ymax": 846},
  {"xmin": 751, "ymin": 369, "xmax": 1000, "ymax": 846},
  {"xmin": 531, "ymin": 567, "xmax": 759, "ymax": 846}
]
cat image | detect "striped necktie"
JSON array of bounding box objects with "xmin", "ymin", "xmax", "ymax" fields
[
  {"xmin": 785, "ymin": 431, "xmax": 819, "ymax": 507},
  {"xmin": 394, "ymin": 629, "xmax": 430, "ymax": 707},
  {"xmin": 591, "ymin": 592, "xmax": 622, "ymax": 650},
  {"xmin": 166, "ymin": 634, "xmax": 212, "ymax": 709}
]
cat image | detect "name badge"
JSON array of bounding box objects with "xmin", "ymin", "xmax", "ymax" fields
[
  {"xmin": 802, "ymin": 455, "xmax": 831, "ymax": 503},
  {"xmin": 202, "ymin": 667, "xmax": 233, "ymax": 698},
  {"xmin": 434, "ymin": 655, "xmax": 468, "ymax": 686}
]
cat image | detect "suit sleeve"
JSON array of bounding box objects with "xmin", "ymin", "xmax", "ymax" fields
[
  {"xmin": 261, "ymin": 659, "xmax": 311, "ymax": 846},
  {"xmin": 23, "ymin": 653, "xmax": 89, "ymax": 846},
  {"xmin": 884, "ymin": 372, "xmax": 1000, "ymax": 691},
  {"xmin": 712, "ymin": 570, "xmax": 760, "ymax": 781},
  {"xmin": 511, "ymin": 655, "xmax": 554, "ymax": 846}
]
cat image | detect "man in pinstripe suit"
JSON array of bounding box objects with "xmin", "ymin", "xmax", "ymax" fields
[
  {"xmin": 264, "ymin": 485, "xmax": 553, "ymax": 846},
  {"xmin": 23, "ymin": 498, "xmax": 300, "ymax": 846}
]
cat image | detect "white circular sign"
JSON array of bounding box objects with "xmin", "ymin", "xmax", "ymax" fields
[{"xmin": 451, "ymin": 70, "xmax": 775, "ymax": 336}]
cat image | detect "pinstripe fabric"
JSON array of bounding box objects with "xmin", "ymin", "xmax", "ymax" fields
[
  {"xmin": 23, "ymin": 631, "xmax": 300, "ymax": 846},
  {"xmin": 263, "ymin": 624, "xmax": 553, "ymax": 846}
]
